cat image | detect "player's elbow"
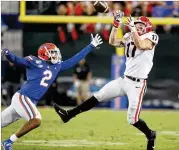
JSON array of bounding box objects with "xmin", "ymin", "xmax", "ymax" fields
[
  {"xmin": 109, "ymin": 39, "xmax": 114, "ymax": 45},
  {"xmin": 136, "ymin": 43, "xmax": 144, "ymax": 50},
  {"xmin": 109, "ymin": 40, "xmax": 119, "ymax": 47},
  {"xmin": 136, "ymin": 42, "xmax": 148, "ymax": 50},
  {"xmin": 109, "ymin": 37, "xmax": 117, "ymax": 46}
]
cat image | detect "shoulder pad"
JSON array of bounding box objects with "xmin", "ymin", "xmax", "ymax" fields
[
  {"xmin": 146, "ymin": 32, "xmax": 159, "ymax": 45},
  {"xmin": 25, "ymin": 55, "xmax": 39, "ymax": 67},
  {"xmin": 25, "ymin": 55, "xmax": 34, "ymax": 61}
]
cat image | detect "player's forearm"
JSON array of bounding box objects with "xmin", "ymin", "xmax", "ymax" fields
[
  {"xmin": 109, "ymin": 26, "xmax": 118, "ymax": 45},
  {"xmin": 5, "ymin": 50, "xmax": 20, "ymax": 64},
  {"xmin": 4, "ymin": 49, "xmax": 30, "ymax": 67},
  {"xmin": 61, "ymin": 44, "xmax": 95, "ymax": 71},
  {"xmin": 131, "ymin": 31, "xmax": 145, "ymax": 50},
  {"xmin": 109, "ymin": 26, "xmax": 125, "ymax": 47},
  {"xmin": 132, "ymin": 32, "xmax": 152, "ymax": 50}
]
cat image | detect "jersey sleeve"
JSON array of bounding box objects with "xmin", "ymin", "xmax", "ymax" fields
[
  {"xmin": 4, "ymin": 49, "xmax": 33, "ymax": 68},
  {"xmin": 24, "ymin": 56, "xmax": 37, "ymax": 66},
  {"xmin": 123, "ymin": 32, "xmax": 130, "ymax": 40},
  {"xmin": 146, "ymin": 32, "xmax": 159, "ymax": 45}
]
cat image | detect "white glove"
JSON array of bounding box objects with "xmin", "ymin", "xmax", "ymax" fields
[
  {"xmin": 113, "ymin": 10, "xmax": 124, "ymax": 28},
  {"xmin": 90, "ymin": 34, "xmax": 103, "ymax": 47},
  {"xmin": 124, "ymin": 15, "xmax": 136, "ymax": 32}
]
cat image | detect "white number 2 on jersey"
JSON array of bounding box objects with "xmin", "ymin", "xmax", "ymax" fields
[{"xmin": 40, "ymin": 70, "xmax": 52, "ymax": 87}]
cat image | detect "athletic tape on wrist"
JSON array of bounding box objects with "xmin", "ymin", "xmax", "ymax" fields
[{"xmin": 113, "ymin": 20, "xmax": 120, "ymax": 28}]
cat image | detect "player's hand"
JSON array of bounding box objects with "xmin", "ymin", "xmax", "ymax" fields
[
  {"xmin": 90, "ymin": 34, "xmax": 103, "ymax": 48},
  {"xmin": 124, "ymin": 15, "xmax": 136, "ymax": 32},
  {"xmin": 1, "ymin": 48, "xmax": 9, "ymax": 56},
  {"xmin": 113, "ymin": 10, "xmax": 124, "ymax": 28}
]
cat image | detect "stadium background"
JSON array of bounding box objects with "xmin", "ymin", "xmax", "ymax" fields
[
  {"xmin": 2, "ymin": 1, "xmax": 179, "ymax": 109},
  {"xmin": 1, "ymin": 1, "xmax": 179, "ymax": 150}
]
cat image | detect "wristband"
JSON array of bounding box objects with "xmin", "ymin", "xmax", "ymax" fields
[{"xmin": 113, "ymin": 20, "xmax": 120, "ymax": 28}]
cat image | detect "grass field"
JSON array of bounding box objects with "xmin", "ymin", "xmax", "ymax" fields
[{"xmin": 2, "ymin": 107, "xmax": 179, "ymax": 150}]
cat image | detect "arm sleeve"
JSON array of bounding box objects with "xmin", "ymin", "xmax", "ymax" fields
[
  {"xmin": 4, "ymin": 50, "xmax": 32, "ymax": 68},
  {"xmin": 146, "ymin": 32, "xmax": 159, "ymax": 45},
  {"xmin": 60, "ymin": 44, "xmax": 95, "ymax": 71}
]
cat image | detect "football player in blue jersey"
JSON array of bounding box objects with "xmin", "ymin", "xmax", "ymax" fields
[{"xmin": 1, "ymin": 34, "xmax": 103, "ymax": 150}]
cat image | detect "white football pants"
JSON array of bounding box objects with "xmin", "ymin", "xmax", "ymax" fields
[
  {"xmin": 1, "ymin": 92, "xmax": 41, "ymax": 128},
  {"xmin": 94, "ymin": 76, "xmax": 147, "ymax": 124}
]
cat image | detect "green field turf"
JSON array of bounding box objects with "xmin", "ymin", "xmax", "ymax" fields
[{"xmin": 2, "ymin": 107, "xmax": 179, "ymax": 150}]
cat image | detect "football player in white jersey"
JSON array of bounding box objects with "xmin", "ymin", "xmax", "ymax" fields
[{"xmin": 54, "ymin": 10, "xmax": 159, "ymax": 150}]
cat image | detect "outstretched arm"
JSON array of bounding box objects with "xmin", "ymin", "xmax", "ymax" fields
[
  {"xmin": 109, "ymin": 26, "xmax": 125, "ymax": 47},
  {"xmin": 60, "ymin": 34, "xmax": 103, "ymax": 71},
  {"xmin": 131, "ymin": 31, "xmax": 154, "ymax": 50},
  {"xmin": 109, "ymin": 10, "xmax": 125, "ymax": 47},
  {"xmin": 61, "ymin": 44, "xmax": 94, "ymax": 71},
  {"xmin": 2, "ymin": 49, "xmax": 32, "ymax": 68}
]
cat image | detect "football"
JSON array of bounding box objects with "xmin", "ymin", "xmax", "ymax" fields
[{"xmin": 93, "ymin": 1, "xmax": 109, "ymax": 13}]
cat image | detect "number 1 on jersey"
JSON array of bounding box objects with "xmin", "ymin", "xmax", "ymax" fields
[
  {"xmin": 126, "ymin": 42, "xmax": 136, "ymax": 57},
  {"xmin": 40, "ymin": 70, "xmax": 52, "ymax": 87}
]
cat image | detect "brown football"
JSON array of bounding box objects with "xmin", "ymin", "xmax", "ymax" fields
[{"xmin": 93, "ymin": 1, "xmax": 109, "ymax": 13}]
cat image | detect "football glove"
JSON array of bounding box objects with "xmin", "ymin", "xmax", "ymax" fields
[
  {"xmin": 90, "ymin": 34, "xmax": 103, "ymax": 48},
  {"xmin": 113, "ymin": 10, "xmax": 124, "ymax": 28},
  {"xmin": 124, "ymin": 15, "xmax": 136, "ymax": 32}
]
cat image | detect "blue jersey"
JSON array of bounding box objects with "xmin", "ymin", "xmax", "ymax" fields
[
  {"xmin": 4, "ymin": 44, "xmax": 95, "ymax": 103},
  {"xmin": 19, "ymin": 56, "xmax": 61, "ymax": 101}
]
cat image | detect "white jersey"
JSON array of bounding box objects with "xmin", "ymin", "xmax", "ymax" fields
[{"xmin": 123, "ymin": 32, "xmax": 159, "ymax": 79}]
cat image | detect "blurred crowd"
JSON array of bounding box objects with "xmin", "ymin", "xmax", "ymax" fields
[
  {"xmin": 1, "ymin": 1, "xmax": 179, "ymax": 107},
  {"xmin": 57, "ymin": 1, "xmax": 179, "ymax": 18},
  {"xmin": 55, "ymin": 1, "xmax": 179, "ymax": 43}
]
